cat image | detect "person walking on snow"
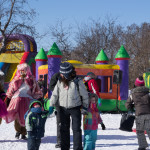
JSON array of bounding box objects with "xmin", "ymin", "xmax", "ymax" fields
[
  {"xmin": 49, "ymin": 62, "xmax": 89, "ymax": 150},
  {"xmin": 126, "ymin": 76, "xmax": 150, "ymax": 150},
  {"xmin": 83, "ymin": 93, "xmax": 102, "ymax": 150},
  {"xmin": 25, "ymin": 99, "xmax": 49, "ymax": 150},
  {"xmin": 3, "ymin": 63, "xmax": 43, "ymax": 139},
  {"xmin": 84, "ymin": 72, "xmax": 106, "ymax": 130}
]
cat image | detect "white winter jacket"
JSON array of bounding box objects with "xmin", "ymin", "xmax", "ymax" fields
[{"xmin": 50, "ymin": 78, "xmax": 89, "ymax": 109}]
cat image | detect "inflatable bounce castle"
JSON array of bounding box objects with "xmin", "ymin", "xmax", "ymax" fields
[
  {"xmin": 36, "ymin": 43, "xmax": 130, "ymax": 112},
  {"xmin": 0, "ymin": 34, "xmax": 37, "ymax": 88},
  {"xmin": 1, "ymin": 34, "xmax": 149, "ymax": 112},
  {"xmin": 143, "ymin": 70, "xmax": 150, "ymax": 89}
]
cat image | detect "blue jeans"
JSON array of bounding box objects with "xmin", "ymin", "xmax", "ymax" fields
[{"xmin": 84, "ymin": 130, "xmax": 97, "ymax": 150}]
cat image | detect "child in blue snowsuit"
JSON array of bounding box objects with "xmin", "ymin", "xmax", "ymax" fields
[
  {"xmin": 83, "ymin": 93, "xmax": 102, "ymax": 150},
  {"xmin": 25, "ymin": 99, "xmax": 49, "ymax": 150}
]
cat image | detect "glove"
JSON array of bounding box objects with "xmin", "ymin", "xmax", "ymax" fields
[
  {"xmin": 49, "ymin": 106, "xmax": 54, "ymax": 115},
  {"xmin": 54, "ymin": 110, "xmax": 57, "ymax": 116},
  {"xmin": 101, "ymin": 122, "xmax": 106, "ymax": 130},
  {"xmin": 97, "ymin": 98, "xmax": 101, "ymax": 107},
  {"xmin": 81, "ymin": 107, "xmax": 88, "ymax": 115}
]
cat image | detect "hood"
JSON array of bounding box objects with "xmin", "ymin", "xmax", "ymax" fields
[
  {"xmin": 29, "ymin": 99, "xmax": 43, "ymax": 109},
  {"xmin": 84, "ymin": 76, "xmax": 92, "ymax": 82},
  {"xmin": 131, "ymin": 86, "xmax": 149, "ymax": 93}
]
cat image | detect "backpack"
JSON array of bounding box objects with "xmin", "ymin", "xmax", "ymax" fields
[
  {"xmin": 73, "ymin": 77, "xmax": 89, "ymax": 102},
  {"xmin": 46, "ymin": 75, "xmax": 87, "ymax": 110},
  {"xmin": 119, "ymin": 113, "xmax": 135, "ymax": 132}
]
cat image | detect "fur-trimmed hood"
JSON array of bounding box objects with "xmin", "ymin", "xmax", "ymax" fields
[{"xmin": 131, "ymin": 86, "xmax": 149, "ymax": 93}]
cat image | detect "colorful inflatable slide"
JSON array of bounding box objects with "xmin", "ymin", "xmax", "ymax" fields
[{"xmin": 0, "ymin": 34, "xmax": 37, "ymax": 87}]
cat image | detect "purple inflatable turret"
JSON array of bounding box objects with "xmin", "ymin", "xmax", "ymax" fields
[
  {"xmin": 115, "ymin": 45, "xmax": 130, "ymax": 100},
  {"xmin": 47, "ymin": 42, "xmax": 62, "ymax": 97},
  {"xmin": 35, "ymin": 48, "xmax": 48, "ymax": 81},
  {"xmin": 96, "ymin": 49, "xmax": 109, "ymax": 92}
]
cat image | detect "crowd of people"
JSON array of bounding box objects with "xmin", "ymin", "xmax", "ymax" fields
[{"xmin": 0, "ymin": 62, "xmax": 149, "ymax": 150}]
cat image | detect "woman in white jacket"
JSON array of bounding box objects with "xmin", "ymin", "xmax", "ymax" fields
[{"xmin": 49, "ymin": 62, "xmax": 89, "ymax": 150}]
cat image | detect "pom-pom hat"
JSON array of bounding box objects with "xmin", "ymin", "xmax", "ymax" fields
[
  {"xmin": 135, "ymin": 77, "xmax": 145, "ymax": 87},
  {"xmin": 59, "ymin": 62, "xmax": 73, "ymax": 79}
]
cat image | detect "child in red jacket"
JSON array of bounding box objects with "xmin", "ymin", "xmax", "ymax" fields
[{"xmin": 84, "ymin": 72, "xmax": 106, "ymax": 130}]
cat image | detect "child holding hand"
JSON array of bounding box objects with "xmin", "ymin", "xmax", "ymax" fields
[
  {"xmin": 83, "ymin": 93, "xmax": 104, "ymax": 150},
  {"xmin": 25, "ymin": 99, "xmax": 49, "ymax": 150}
]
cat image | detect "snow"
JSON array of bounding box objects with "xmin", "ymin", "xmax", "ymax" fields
[{"xmin": 0, "ymin": 114, "xmax": 150, "ymax": 150}]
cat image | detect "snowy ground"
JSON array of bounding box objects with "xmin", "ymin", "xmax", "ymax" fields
[{"xmin": 0, "ymin": 114, "xmax": 150, "ymax": 150}]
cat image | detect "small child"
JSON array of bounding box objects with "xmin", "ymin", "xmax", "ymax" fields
[
  {"xmin": 83, "ymin": 93, "xmax": 104, "ymax": 150},
  {"xmin": 25, "ymin": 99, "xmax": 49, "ymax": 150}
]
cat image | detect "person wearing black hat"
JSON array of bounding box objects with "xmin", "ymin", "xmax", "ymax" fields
[
  {"xmin": 126, "ymin": 76, "xmax": 150, "ymax": 150},
  {"xmin": 49, "ymin": 62, "xmax": 89, "ymax": 150}
]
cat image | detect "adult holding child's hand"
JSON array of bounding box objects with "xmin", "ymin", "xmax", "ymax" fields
[{"xmin": 49, "ymin": 62, "xmax": 89, "ymax": 150}]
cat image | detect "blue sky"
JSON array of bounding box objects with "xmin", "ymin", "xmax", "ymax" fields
[{"xmin": 29, "ymin": 0, "xmax": 150, "ymax": 50}]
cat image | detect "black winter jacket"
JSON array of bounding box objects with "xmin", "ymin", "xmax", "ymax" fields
[
  {"xmin": 49, "ymin": 72, "xmax": 60, "ymax": 91},
  {"xmin": 125, "ymin": 86, "xmax": 150, "ymax": 116}
]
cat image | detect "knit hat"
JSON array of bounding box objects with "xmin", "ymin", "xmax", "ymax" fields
[
  {"xmin": 32, "ymin": 103, "xmax": 39, "ymax": 107},
  {"xmin": 87, "ymin": 72, "xmax": 96, "ymax": 79},
  {"xmin": 59, "ymin": 62, "xmax": 73, "ymax": 79},
  {"xmin": 135, "ymin": 77, "xmax": 145, "ymax": 87},
  {"xmin": 87, "ymin": 72, "xmax": 95, "ymax": 76}
]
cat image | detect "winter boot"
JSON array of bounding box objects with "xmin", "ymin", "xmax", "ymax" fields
[
  {"xmin": 55, "ymin": 143, "xmax": 61, "ymax": 148},
  {"xmin": 101, "ymin": 123, "xmax": 106, "ymax": 130},
  {"xmin": 15, "ymin": 132, "xmax": 20, "ymax": 139},
  {"xmin": 138, "ymin": 148, "xmax": 146, "ymax": 150},
  {"xmin": 21, "ymin": 134, "xmax": 27, "ymax": 140}
]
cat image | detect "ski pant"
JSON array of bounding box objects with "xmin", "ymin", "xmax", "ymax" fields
[
  {"xmin": 84, "ymin": 130, "xmax": 97, "ymax": 150},
  {"xmin": 136, "ymin": 114, "xmax": 150, "ymax": 149},
  {"xmin": 55, "ymin": 106, "xmax": 61, "ymax": 144},
  {"xmin": 27, "ymin": 137, "xmax": 41, "ymax": 150},
  {"xmin": 60, "ymin": 106, "xmax": 82, "ymax": 150},
  {"xmin": 15, "ymin": 119, "xmax": 27, "ymax": 135}
]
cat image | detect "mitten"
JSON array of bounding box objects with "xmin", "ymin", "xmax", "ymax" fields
[
  {"xmin": 81, "ymin": 106, "xmax": 88, "ymax": 115},
  {"xmin": 54, "ymin": 110, "xmax": 57, "ymax": 116},
  {"xmin": 101, "ymin": 122, "xmax": 106, "ymax": 130},
  {"xmin": 97, "ymin": 98, "xmax": 101, "ymax": 107},
  {"xmin": 49, "ymin": 106, "xmax": 54, "ymax": 115}
]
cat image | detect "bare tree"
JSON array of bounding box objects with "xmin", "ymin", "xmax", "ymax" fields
[
  {"xmin": 73, "ymin": 17, "xmax": 123, "ymax": 64},
  {"xmin": 123, "ymin": 23, "xmax": 150, "ymax": 88},
  {"xmin": 0, "ymin": 0, "xmax": 37, "ymax": 53},
  {"xmin": 46, "ymin": 17, "xmax": 150, "ymax": 90},
  {"xmin": 49, "ymin": 20, "xmax": 73, "ymax": 61}
]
